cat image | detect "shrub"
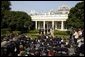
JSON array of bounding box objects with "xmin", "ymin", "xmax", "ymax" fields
[
  {"xmin": 54, "ymin": 30, "xmax": 70, "ymax": 35},
  {"xmin": 28, "ymin": 30, "xmax": 39, "ymax": 33},
  {"xmin": 1, "ymin": 28, "xmax": 10, "ymax": 35},
  {"xmin": 12, "ymin": 31, "xmax": 21, "ymax": 35}
]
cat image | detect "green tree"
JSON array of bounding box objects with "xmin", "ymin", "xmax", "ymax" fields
[
  {"xmin": 1, "ymin": 1, "xmax": 32, "ymax": 33},
  {"xmin": 1, "ymin": 1, "xmax": 11, "ymax": 11},
  {"xmin": 7, "ymin": 11, "xmax": 32, "ymax": 33},
  {"xmin": 1, "ymin": 1, "xmax": 11, "ymax": 19},
  {"xmin": 1, "ymin": 1, "xmax": 11, "ymax": 28},
  {"xmin": 66, "ymin": 1, "xmax": 84, "ymax": 29}
]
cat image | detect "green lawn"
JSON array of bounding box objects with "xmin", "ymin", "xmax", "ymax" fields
[
  {"xmin": 1, "ymin": 29, "xmax": 70, "ymax": 40},
  {"xmin": 26, "ymin": 33, "xmax": 39, "ymax": 39},
  {"xmin": 26, "ymin": 33, "xmax": 69, "ymax": 41},
  {"xmin": 54, "ymin": 34, "xmax": 69, "ymax": 41},
  {"xmin": 26, "ymin": 30, "xmax": 70, "ymax": 40}
]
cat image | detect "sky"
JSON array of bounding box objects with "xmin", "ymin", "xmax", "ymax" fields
[{"xmin": 10, "ymin": 1, "xmax": 82, "ymax": 14}]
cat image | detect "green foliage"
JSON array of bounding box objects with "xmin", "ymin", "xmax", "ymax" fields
[
  {"xmin": 1, "ymin": 1, "xmax": 11, "ymax": 19},
  {"xmin": 12, "ymin": 31, "xmax": 21, "ymax": 35},
  {"xmin": 26, "ymin": 30, "xmax": 39, "ymax": 39},
  {"xmin": 1, "ymin": 1, "xmax": 32, "ymax": 34},
  {"xmin": 1, "ymin": 11, "xmax": 32, "ymax": 33},
  {"xmin": 1, "ymin": 28, "xmax": 11, "ymax": 35},
  {"xmin": 1, "ymin": 28, "xmax": 21, "ymax": 36},
  {"xmin": 1, "ymin": 1, "xmax": 11, "ymax": 11},
  {"xmin": 28, "ymin": 30, "xmax": 39, "ymax": 33},
  {"xmin": 54, "ymin": 30, "xmax": 70, "ymax": 35},
  {"xmin": 66, "ymin": 1, "xmax": 84, "ymax": 28}
]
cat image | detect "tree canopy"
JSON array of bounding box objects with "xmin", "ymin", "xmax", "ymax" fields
[
  {"xmin": 1, "ymin": 1, "xmax": 11, "ymax": 11},
  {"xmin": 1, "ymin": 1, "xmax": 32, "ymax": 33},
  {"xmin": 66, "ymin": 1, "xmax": 84, "ymax": 29},
  {"xmin": 1, "ymin": 1, "xmax": 11, "ymax": 20}
]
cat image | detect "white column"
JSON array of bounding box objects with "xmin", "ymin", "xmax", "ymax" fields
[
  {"xmin": 35, "ymin": 21, "xmax": 37, "ymax": 30},
  {"xmin": 52, "ymin": 21, "xmax": 54, "ymax": 30},
  {"xmin": 51, "ymin": 21, "xmax": 54, "ymax": 37},
  {"xmin": 54, "ymin": 21, "xmax": 56, "ymax": 30},
  {"xmin": 43, "ymin": 21, "xmax": 45, "ymax": 34},
  {"xmin": 61, "ymin": 21, "xmax": 64, "ymax": 30},
  {"xmin": 38, "ymin": 22, "xmax": 40, "ymax": 29},
  {"xmin": 55, "ymin": 21, "xmax": 57, "ymax": 29},
  {"xmin": 43, "ymin": 21, "xmax": 45, "ymax": 30}
]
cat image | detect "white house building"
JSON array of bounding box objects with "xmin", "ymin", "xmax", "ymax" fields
[{"xmin": 28, "ymin": 5, "xmax": 70, "ymax": 32}]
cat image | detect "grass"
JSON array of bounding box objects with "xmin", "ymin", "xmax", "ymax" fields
[
  {"xmin": 27, "ymin": 33, "xmax": 39, "ymax": 39},
  {"xmin": 26, "ymin": 33, "xmax": 69, "ymax": 40},
  {"xmin": 26, "ymin": 30, "xmax": 39, "ymax": 39},
  {"xmin": 1, "ymin": 28, "xmax": 11, "ymax": 36},
  {"xmin": 54, "ymin": 30, "xmax": 70, "ymax": 35},
  {"xmin": 54, "ymin": 34, "xmax": 69, "ymax": 41},
  {"xmin": 27, "ymin": 30, "xmax": 70, "ymax": 40},
  {"xmin": 54, "ymin": 30, "xmax": 70, "ymax": 41},
  {"xmin": 1, "ymin": 29, "xmax": 70, "ymax": 40}
]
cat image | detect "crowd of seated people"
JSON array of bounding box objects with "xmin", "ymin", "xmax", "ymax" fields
[{"xmin": 1, "ymin": 28, "xmax": 84, "ymax": 56}]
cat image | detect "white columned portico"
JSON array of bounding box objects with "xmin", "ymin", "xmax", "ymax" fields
[
  {"xmin": 30, "ymin": 5, "xmax": 69, "ymax": 31},
  {"xmin": 61, "ymin": 21, "xmax": 64, "ymax": 30},
  {"xmin": 35, "ymin": 21, "xmax": 37, "ymax": 29}
]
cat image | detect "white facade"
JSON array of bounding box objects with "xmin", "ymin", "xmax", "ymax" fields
[{"xmin": 29, "ymin": 5, "xmax": 70, "ymax": 31}]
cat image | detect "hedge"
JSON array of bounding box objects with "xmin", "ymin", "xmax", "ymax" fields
[
  {"xmin": 1, "ymin": 28, "xmax": 21, "ymax": 36},
  {"xmin": 54, "ymin": 30, "xmax": 70, "ymax": 35},
  {"xmin": 28, "ymin": 30, "xmax": 39, "ymax": 33},
  {"xmin": 1, "ymin": 28, "xmax": 11, "ymax": 36}
]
